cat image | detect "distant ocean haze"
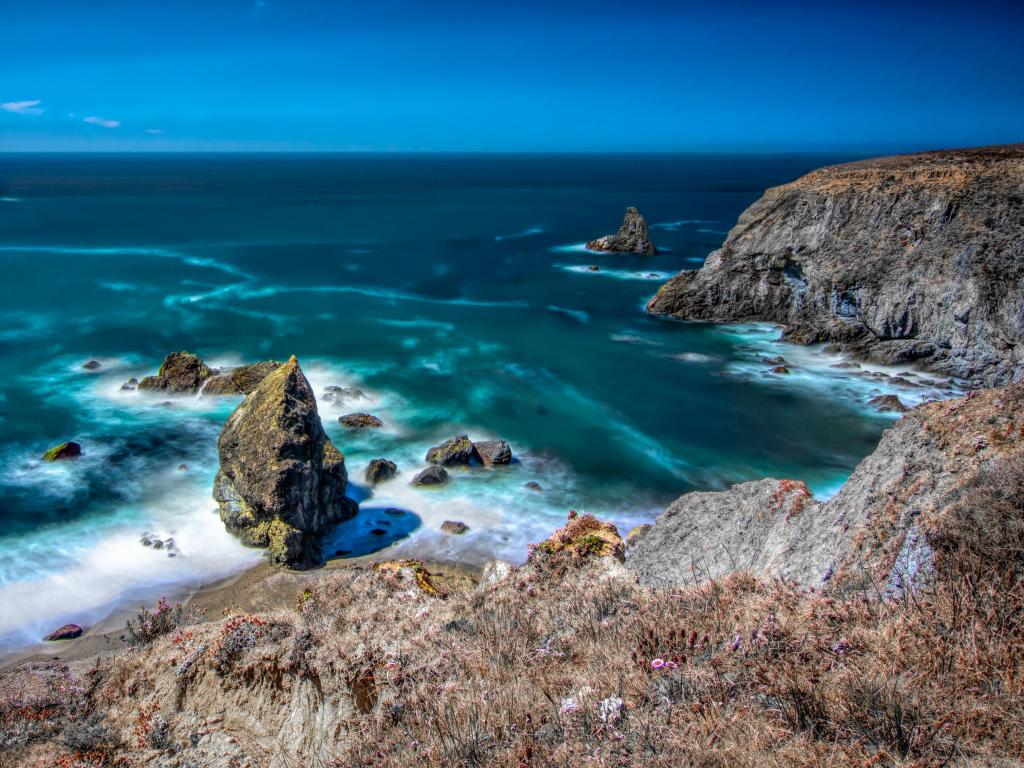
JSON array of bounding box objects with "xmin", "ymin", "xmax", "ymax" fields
[{"xmin": 0, "ymin": 152, "xmax": 944, "ymax": 652}]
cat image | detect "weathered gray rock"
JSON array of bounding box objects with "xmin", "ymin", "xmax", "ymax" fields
[
  {"xmin": 647, "ymin": 145, "xmax": 1024, "ymax": 387},
  {"xmin": 214, "ymin": 356, "xmax": 357, "ymax": 569},
  {"xmin": 339, "ymin": 413, "xmax": 383, "ymax": 429},
  {"xmin": 137, "ymin": 351, "xmax": 212, "ymax": 393},
  {"xmin": 478, "ymin": 559, "xmax": 515, "ymax": 588},
  {"xmin": 82, "ymin": 360, "xmax": 101, "ymax": 371},
  {"xmin": 412, "ymin": 466, "xmax": 449, "ymax": 486},
  {"xmin": 425, "ymin": 435, "xmax": 477, "ymax": 466},
  {"xmin": 587, "ymin": 207, "xmax": 658, "ymax": 255},
  {"xmin": 441, "ymin": 520, "xmax": 469, "ymax": 535},
  {"xmin": 627, "ymin": 383, "xmax": 1024, "ymax": 591},
  {"xmin": 869, "ymin": 394, "xmax": 909, "ymax": 413},
  {"xmin": 365, "ymin": 458, "xmax": 397, "ymax": 485},
  {"xmin": 473, "ymin": 439, "xmax": 512, "ymax": 465}
]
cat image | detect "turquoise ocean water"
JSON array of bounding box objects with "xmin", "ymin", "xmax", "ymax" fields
[{"xmin": 0, "ymin": 153, "xmax": 955, "ymax": 651}]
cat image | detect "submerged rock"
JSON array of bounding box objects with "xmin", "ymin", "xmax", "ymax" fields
[
  {"xmin": 524, "ymin": 481, "xmax": 544, "ymax": 492},
  {"xmin": 82, "ymin": 360, "xmax": 102, "ymax": 371},
  {"xmin": 769, "ymin": 365, "xmax": 791, "ymax": 375},
  {"xmin": 323, "ymin": 385, "xmax": 367, "ymax": 406},
  {"xmin": 41, "ymin": 441, "xmax": 82, "ymax": 461},
  {"xmin": 647, "ymin": 145, "xmax": 1024, "ymax": 386},
  {"xmin": 412, "ymin": 466, "xmax": 449, "ymax": 487},
  {"xmin": 214, "ymin": 356, "xmax": 357, "ymax": 569},
  {"xmin": 474, "ymin": 439, "xmax": 512, "ymax": 465},
  {"xmin": 441, "ymin": 520, "xmax": 470, "ymax": 535},
  {"xmin": 43, "ymin": 624, "xmax": 83, "ymax": 641},
  {"xmin": 339, "ymin": 413, "xmax": 383, "ymax": 429},
  {"xmin": 425, "ymin": 435, "xmax": 478, "ymax": 466},
  {"xmin": 869, "ymin": 394, "xmax": 909, "ymax": 413},
  {"xmin": 365, "ymin": 458, "xmax": 398, "ymax": 485},
  {"xmin": 137, "ymin": 351, "xmax": 212, "ymax": 394},
  {"xmin": 586, "ymin": 207, "xmax": 658, "ymax": 256}
]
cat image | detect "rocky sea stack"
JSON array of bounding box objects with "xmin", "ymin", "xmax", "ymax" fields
[
  {"xmin": 137, "ymin": 352, "xmax": 281, "ymax": 395},
  {"xmin": 213, "ymin": 356, "xmax": 357, "ymax": 569},
  {"xmin": 647, "ymin": 145, "xmax": 1024, "ymax": 386},
  {"xmin": 587, "ymin": 206, "xmax": 657, "ymax": 255}
]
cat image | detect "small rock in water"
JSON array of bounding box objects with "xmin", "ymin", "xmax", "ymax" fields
[
  {"xmin": 139, "ymin": 533, "xmax": 154, "ymax": 547},
  {"xmin": 762, "ymin": 355, "xmax": 788, "ymax": 366},
  {"xmin": 426, "ymin": 435, "xmax": 477, "ymax": 466},
  {"xmin": 524, "ymin": 481, "xmax": 544, "ymax": 492},
  {"xmin": 43, "ymin": 624, "xmax": 84, "ymax": 641},
  {"xmin": 831, "ymin": 361, "xmax": 861, "ymax": 369},
  {"xmin": 120, "ymin": 383, "xmax": 134, "ymax": 391},
  {"xmin": 41, "ymin": 441, "xmax": 82, "ymax": 461},
  {"xmin": 159, "ymin": 401, "xmax": 174, "ymax": 408},
  {"xmin": 441, "ymin": 520, "xmax": 470, "ymax": 535},
  {"xmin": 474, "ymin": 439, "xmax": 512, "ymax": 465},
  {"xmin": 82, "ymin": 360, "xmax": 102, "ymax": 370},
  {"xmin": 769, "ymin": 366, "xmax": 791, "ymax": 375},
  {"xmin": 151, "ymin": 539, "xmax": 165, "ymax": 550},
  {"xmin": 177, "ymin": 463, "xmax": 188, "ymax": 472},
  {"xmin": 586, "ymin": 207, "xmax": 658, "ymax": 255},
  {"xmin": 413, "ymin": 466, "xmax": 449, "ymax": 487},
  {"xmin": 339, "ymin": 413, "xmax": 383, "ymax": 429},
  {"xmin": 365, "ymin": 458, "xmax": 398, "ymax": 485},
  {"xmin": 323, "ymin": 385, "xmax": 367, "ymax": 405},
  {"xmin": 587, "ymin": 265, "xmax": 600, "ymax": 272},
  {"xmin": 869, "ymin": 394, "xmax": 909, "ymax": 413}
]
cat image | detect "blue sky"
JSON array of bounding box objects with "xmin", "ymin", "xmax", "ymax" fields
[{"xmin": 1, "ymin": 0, "xmax": 1022, "ymax": 152}]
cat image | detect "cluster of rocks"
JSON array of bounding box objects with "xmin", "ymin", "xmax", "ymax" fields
[
  {"xmin": 132, "ymin": 351, "xmax": 282, "ymax": 397},
  {"xmin": 587, "ymin": 207, "xmax": 658, "ymax": 256},
  {"xmin": 322, "ymin": 385, "xmax": 367, "ymax": 407},
  {"xmin": 139, "ymin": 532, "xmax": 180, "ymax": 557}
]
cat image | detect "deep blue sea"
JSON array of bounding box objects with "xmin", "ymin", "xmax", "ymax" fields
[{"xmin": 0, "ymin": 153, "xmax": 956, "ymax": 651}]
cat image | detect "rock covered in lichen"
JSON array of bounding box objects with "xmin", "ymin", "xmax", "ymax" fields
[
  {"xmin": 339, "ymin": 413, "xmax": 383, "ymax": 429},
  {"xmin": 41, "ymin": 441, "xmax": 82, "ymax": 461},
  {"xmin": 137, "ymin": 351, "xmax": 212, "ymax": 393},
  {"xmin": 531, "ymin": 513, "xmax": 625, "ymax": 563},
  {"xmin": 587, "ymin": 207, "xmax": 657, "ymax": 255},
  {"xmin": 203, "ymin": 360, "xmax": 283, "ymax": 395},
  {"xmin": 425, "ymin": 435, "xmax": 477, "ymax": 466},
  {"xmin": 214, "ymin": 356, "xmax": 357, "ymax": 569},
  {"xmin": 474, "ymin": 439, "xmax": 512, "ymax": 465},
  {"xmin": 365, "ymin": 458, "xmax": 397, "ymax": 485}
]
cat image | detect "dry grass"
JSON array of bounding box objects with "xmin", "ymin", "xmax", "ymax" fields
[{"xmin": 3, "ymin": 456, "xmax": 1024, "ymax": 767}]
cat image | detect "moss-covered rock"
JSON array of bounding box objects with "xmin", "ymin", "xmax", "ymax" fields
[
  {"xmin": 425, "ymin": 435, "xmax": 478, "ymax": 466},
  {"xmin": 137, "ymin": 351, "xmax": 212, "ymax": 393},
  {"xmin": 214, "ymin": 356, "xmax": 358, "ymax": 569},
  {"xmin": 41, "ymin": 441, "xmax": 82, "ymax": 461}
]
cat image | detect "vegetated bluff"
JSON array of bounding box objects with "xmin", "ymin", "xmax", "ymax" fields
[{"xmin": 647, "ymin": 145, "xmax": 1024, "ymax": 387}]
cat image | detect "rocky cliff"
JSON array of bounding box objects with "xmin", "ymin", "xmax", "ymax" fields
[
  {"xmin": 647, "ymin": 145, "xmax": 1024, "ymax": 386},
  {"xmin": 214, "ymin": 356, "xmax": 357, "ymax": 569},
  {"xmin": 628, "ymin": 382, "xmax": 1024, "ymax": 591},
  {"xmin": 587, "ymin": 206, "xmax": 658, "ymax": 255}
]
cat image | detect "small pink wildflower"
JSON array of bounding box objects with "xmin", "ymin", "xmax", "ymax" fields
[{"xmin": 650, "ymin": 658, "xmax": 666, "ymax": 670}]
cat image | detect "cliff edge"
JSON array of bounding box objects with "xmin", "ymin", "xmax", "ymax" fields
[{"xmin": 647, "ymin": 145, "xmax": 1024, "ymax": 386}]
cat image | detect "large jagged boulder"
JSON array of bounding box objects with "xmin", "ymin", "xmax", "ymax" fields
[
  {"xmin": 627, "ymin": 383, "xmax": 1024, "ymax": 592},
  {"xmin": 425, "ymin": 435, "xmax": 478, "ymax": 466},
  {"xmin": 647, "ymin": 145, "xmax": 1024, "ymax": 386},
  {"xmin": 137, "ymin": 351, "xmax": 212, "ymax": 393},
  {"xmin": 587, "ymin": 207, "xmax": 658, "ymax": 255},
  {"xmin": 214, "ymin": 356, "xmax": 357, "ymax": 569}
]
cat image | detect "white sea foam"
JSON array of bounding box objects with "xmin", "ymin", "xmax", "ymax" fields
[
  {"xmin": 495, "ymin": 227, "xmax": 545, "ymax": 242},
  {"xmin": 559, "ymin": 264, "xmax": 670, "ymax": 281},
  {"xmin": 549, "ymin": 242, "xmax": 592, "ymax": 254},
  {"xmin": 0, "ymin": 197, "xmax": 20, "ymax": 203},
  {"xmin": 650, "ymin": 219, "xmax": 718, "ymax": 230}
]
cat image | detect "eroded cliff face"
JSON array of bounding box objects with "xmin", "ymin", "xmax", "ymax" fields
[
  {"xmin": 647, "ymin": 145, "xmax": 1024, "ymax": 386},
  {"xmin": 627, "ymin": 383, "xmax": 1024, "ymax": 592}
]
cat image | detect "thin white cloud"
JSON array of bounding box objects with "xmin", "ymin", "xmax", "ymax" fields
[
  {"xmin": 83, "ymin": 116, "xmax": 121, "ymax": 129},
  {"xmin": 145, "ymin": 128, "xmax": 163, "ymax": 134},
  {"xmin": 1, "ymin": 100, "xmax": 43, "ymax": 115}
]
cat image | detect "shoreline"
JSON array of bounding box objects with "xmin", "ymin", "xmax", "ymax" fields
[{"xmin": 0, "ymin": 554, "xmax": 482, "ymax": 672}]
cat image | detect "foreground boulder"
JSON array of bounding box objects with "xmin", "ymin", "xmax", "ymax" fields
[
  {"xmin": 137, "ymin": 351, "xmax": 212, "ymax": 393},
  {"xmin": 412, "ymin": 466, "xmax": 448, "ymax": 486},
  {"xmin": 41, "ymin": 441, "xmax": 81, "ymax": 461},
  {"xmin": 214, "ymin": 356, "xmax": 357, "ymax": 569},
  {"xmin": 587, "ymin": 207, "xmax": 657, "ymax": 255},
  {"xmin": 647, "ymin": 145, "xmax": 1024, "ymax": 386},
  {"xmin": 628, "ymin": 383, "xmax": 1024, "ymax": 591},
  {"xmin": 339, "ymin": 413, "xmax": 383, "ymax": 429}
]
